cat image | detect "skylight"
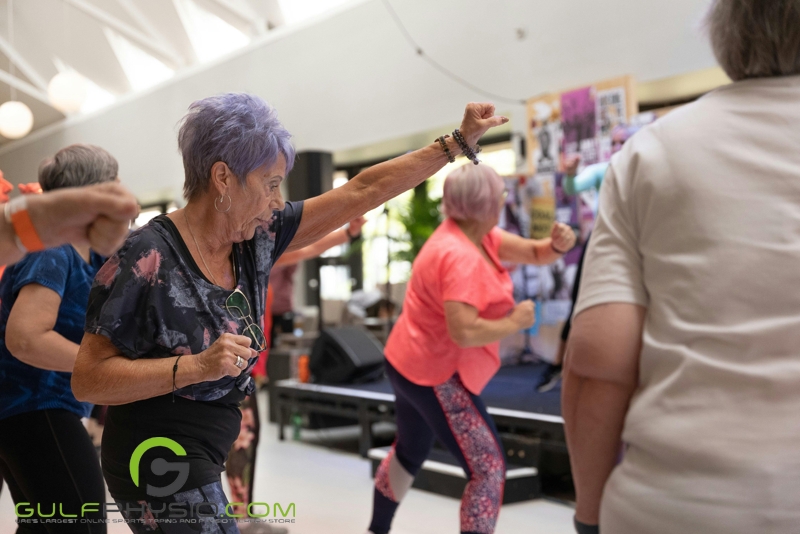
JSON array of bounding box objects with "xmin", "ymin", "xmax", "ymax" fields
[
  {"xmin": 104, "ymin": 28, "xmax": 175, "ymax": 92},
  {"xmin": 173, "ymin": 0, "xmax": 250, "ymax": 62},
  {"xmin": 277, "ymin": 0, "xmax": 352, "ymax": 25},
  {"xmin": 81, "ymin": 79, "xmax": 117, "ymax": 114}
]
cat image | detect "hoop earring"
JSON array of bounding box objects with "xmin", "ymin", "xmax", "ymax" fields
[{"xmin": 214, "ymin": 194, "xmax": 232, "ymax": 213}]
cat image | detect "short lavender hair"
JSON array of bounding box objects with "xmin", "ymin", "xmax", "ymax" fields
[
  {"xmin": 442, "ymin": 164, "xmax": 506, "ymax": 222},
  {"xmin": 178, "ymin": 93, "xmax": 296, "ymax": 200}
]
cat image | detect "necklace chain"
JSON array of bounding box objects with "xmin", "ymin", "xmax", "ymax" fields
[{"xmin": 183, "ymin": 208, "xmax": 220, "ymax": 286}]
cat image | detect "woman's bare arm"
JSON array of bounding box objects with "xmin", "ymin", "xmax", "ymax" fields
[
  {"xmin": 444, "ymin": 300, "xmax": 534, "ymax": 348},
  {"xmin": 5, "ymin": 284, "xmax": 80, "ymax": 372},
  {"xmin": 0, "ymin": 183, "xmax": 138, "ymax": 265},
  {"xmin": 497, "ymin": 230, "xmax": 561, "ymax": 265},
  {"xmin": 275, "ymin": 228, "xmax": 348, "ymax": 266},
  {"xmin": 287, "ymin": 103, "xmax": 507, "ymax": 251},
  {"xmin": 277, "ymin": 216, "xmax": 364, "ymax": 266},
  {"xmin": 72, "ymin": 332, "xmax": 254, "ymax": 405},
  {"xmin": 497, "ymin": 223, "xmax": 576, "ymax": 265},
  {"xmin": 562, "ymin": 303, "xmax": 644, "ymax": 525}
]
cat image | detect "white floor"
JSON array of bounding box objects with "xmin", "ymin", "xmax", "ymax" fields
[{"xmin": 0, "ymin": 397, "xmax": 575, "ymax": 534}]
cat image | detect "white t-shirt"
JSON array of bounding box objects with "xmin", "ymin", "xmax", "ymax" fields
[{"xmin": 574, "ymin": 75, "xmax": 800, "ymax": 534}]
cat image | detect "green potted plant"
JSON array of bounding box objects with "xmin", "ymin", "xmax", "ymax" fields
[{"xmin": 392, "ymin": 180, "xmax": 442, "ymax": 264}]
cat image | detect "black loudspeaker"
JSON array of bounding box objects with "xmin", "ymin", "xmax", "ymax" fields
[{"xmin": 310, "ymin": 326, "xmax": 385, "ymax": 384}]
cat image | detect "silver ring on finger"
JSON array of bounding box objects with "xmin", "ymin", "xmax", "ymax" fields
[{"xmin": 235, "ymin": 355, "xmax": 245, "ymax": 369}]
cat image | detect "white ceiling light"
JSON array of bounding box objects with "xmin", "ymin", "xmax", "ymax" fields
[
  {"xmin": 0, "ymin": 101, "xmax": 33, "ymax": 139},
  {"xmin": 52, "ymin": 58, "xmax": 116, "ymax": 115},
  {"xmin": 0, "ymin": 0, "xmax": 32, "ymax": 139},
  {"xmin": 48, "ymin": 71, "xmax": 88, "ymax": 114}
]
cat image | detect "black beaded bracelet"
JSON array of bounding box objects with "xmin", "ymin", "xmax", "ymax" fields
[
  {"xmin": 453, "ymin": 128, "xmax": 481, "ymax": 165},
  {"xmin": 172, "ymin": 354, "xmax": 184, "ymax": 403},
  {"xmin": 435, "ymin": 135, "xmax": 456, "ymax": 163}
]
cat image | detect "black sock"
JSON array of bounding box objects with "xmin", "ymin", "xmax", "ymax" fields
[{"xmin": 368, "ymin": 488, "xmax": 399, "ymax": 534}]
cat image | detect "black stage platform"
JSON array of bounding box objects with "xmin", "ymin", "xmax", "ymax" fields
[{"xmin": 272, "ymin": 362, "xmax": 565, "ymax": 458}]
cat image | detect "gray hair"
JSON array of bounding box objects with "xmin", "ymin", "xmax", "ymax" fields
[
  {"xmin": 38, "ymin": 144, "xmax": 118, "ymax": 192},
  {"xmin": 706, "ymin": 0, "xmax": 800, "ymax": 81}
]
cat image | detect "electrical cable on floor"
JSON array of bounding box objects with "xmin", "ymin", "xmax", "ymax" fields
[{"xmin": 382, "ymin": 0, "xmax": 528, "ymax": 106}]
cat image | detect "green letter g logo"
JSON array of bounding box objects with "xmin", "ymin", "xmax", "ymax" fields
[{"xmin": 130, "ymin": 437, "xmax": 189, "ymax": 498}]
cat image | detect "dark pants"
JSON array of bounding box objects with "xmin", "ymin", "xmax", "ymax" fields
[
  {"xmin": 560, "ymin": 233, "xmax": 591, "ymax": 342},
  {"xmin": 114, "ymin": 481, "xmax": 239, "ymax": 534},
  {"xmin": 369, "ymin": 361, "xmax": 506, "ymax": 534},
  {"xmin": 225, "ymin": 391, "xmax": 261, "ymax": 513},
  {"xmin": 0, "ymin": 409, "xmax": 106, "ymax": 534}
]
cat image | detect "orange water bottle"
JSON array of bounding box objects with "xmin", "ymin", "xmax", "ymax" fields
[{"xmin": 298, "ymin": 355, "xmax": 310, "ymax": 383}]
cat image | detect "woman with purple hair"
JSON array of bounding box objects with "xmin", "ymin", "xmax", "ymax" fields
[
  {"xmin": 366, "ymin": 164, "xmax": 575, "ymax": 534},
  {"xmin": 70, "ymin": 93, "xmax": 506, "ymax": 533}
]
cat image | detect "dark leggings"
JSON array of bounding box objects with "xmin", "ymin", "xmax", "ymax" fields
[
  {"xmin": 560, "ymin": 233, "xmax": 591, "ymax": 343},
  {"xmin": 114, "ymin": 481, "xmax": 239, "ymax": 534},
  {"xmin": 225, "ymin": 391, "xmax": 261, "ymax": 514},
  {"xmin": 0, "ymin": 409, "xmax": 106, "ymax": 534},
  {"xmin": 369, "ymin": 361, "xmax": 506, "ymax": 534}
]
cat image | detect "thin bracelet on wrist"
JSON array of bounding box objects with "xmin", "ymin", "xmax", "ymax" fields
[
  {"xmin": 435, "ymin": 135, "xmax": 456, "ymax": 163},
  {"xmin": 172, "ymin": 354, "xmax": 184, "ymax": 403},
  {"xmin": 452, "ymin": 128, "xmax": 481, "ymax": 165},
  {"xmin": 551, "ymin": 242, "xmax": 569, "ymax": 255}
]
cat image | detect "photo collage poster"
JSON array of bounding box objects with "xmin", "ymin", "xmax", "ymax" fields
[{"xmin": 498, "ymin": 76, "xmax": 636, "ymax": 364}]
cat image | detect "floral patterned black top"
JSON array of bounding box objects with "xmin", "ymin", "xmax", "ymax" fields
[{"xmin": 85, "ymin": 201, "xmax": 303, "ymax": 500}]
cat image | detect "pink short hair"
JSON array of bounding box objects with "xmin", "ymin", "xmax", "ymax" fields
[{"xmin": 442, "ymin": 164, "xmax": 506, "ymax": 222}]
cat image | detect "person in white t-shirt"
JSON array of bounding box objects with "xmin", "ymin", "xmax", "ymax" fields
[{"xmin": 563, "ymin": 1, "xmax": 800, "ymax": 533}]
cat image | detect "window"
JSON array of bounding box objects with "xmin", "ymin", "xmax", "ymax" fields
[
  {"xmin": 359, "ymin": 143, "xmax": 517, "ymax": 293},
  {"xmin": 172, "ymin": 0, "xmax": 250, "ymax": 62},
  {"xmin": 104, "ymin": 28, "xmax": 174, "ymax": 91},
  {"xmin": 132, "ymin": 202, "xmax": 177, "ymax": 229},
  {"xmin": 320, "ymin": 265, "xmax": 352, "ymax": 300}
]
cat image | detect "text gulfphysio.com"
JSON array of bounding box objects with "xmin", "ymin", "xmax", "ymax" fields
[{"xmin": 16, "ymin": 437, "xmax": 296, "ymax": 527}]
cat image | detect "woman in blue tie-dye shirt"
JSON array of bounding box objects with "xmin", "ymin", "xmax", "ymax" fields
[{"xmin": 0, "ymin": 144, "xmax": 121, "ymax": 533}]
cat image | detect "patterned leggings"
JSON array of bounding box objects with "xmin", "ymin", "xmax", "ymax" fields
[
  {"xmin": 369, "ymin": 361, "xmax": 506, "ymax": 534},
  {"xmin": 115, "ymin": 481, "xmax": 239, "ymax": 534},
  {"xmin": 226, "ymin": 391, "xmax": 261, "ymax": 515}
]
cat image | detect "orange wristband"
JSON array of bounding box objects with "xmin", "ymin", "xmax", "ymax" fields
[{"xmin": 4, "ymin": 197, "xmax": 44, "ymax": 252}]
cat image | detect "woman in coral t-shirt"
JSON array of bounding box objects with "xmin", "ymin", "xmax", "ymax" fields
[{"xmin": 367, "ymin": 165, "xmax": 575, "ymax": 534}]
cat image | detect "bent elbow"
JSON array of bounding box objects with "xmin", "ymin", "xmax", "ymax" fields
[
  {"xmin": 71, "ymin": 356, "xmax": 100, "ymax": 403},
  {"xmin": 448, "ymin": 329, "xmax": 473, "ymax": 349},
  {"xmin": 70, "ymin": 371, "xmax": 91, "ymax": 402},
  {"xmin": 5, "ymin": 329, "xmax": 32, "ymax": 362}
]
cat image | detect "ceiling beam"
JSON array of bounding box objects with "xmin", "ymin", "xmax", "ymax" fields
[
  {"xmin": 63, "ymin": 0, "xmax": 184, "ymax": 69},
  {"xmin": 115, "ymin": 0, "xmax": 188, "ymax": 66},
  {"xmin": 0, "ymin": 69, "xmax": 56, "ymax": 108},
  {"xmin": 262, "ymin": 0, "xmax": 285, "ymax": 29},
  {"xmin": 0, "ymin": 34, "xmax": 49, "ymax": 92},
  {"xmin": 207, "ymin": 0, "xmax": 267, "ymax": 36}
]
